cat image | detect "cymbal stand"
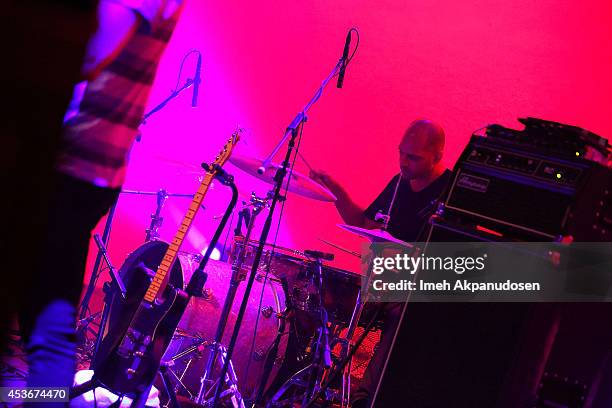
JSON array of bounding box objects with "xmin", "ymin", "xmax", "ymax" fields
[{"xmin": 195, "ymin": 192, "xmax": 270, "ymax": 407}]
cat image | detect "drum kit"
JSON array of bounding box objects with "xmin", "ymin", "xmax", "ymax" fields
[{"xmin": 78, "ymin": 149, "xmax": 407, "ymax": 408}]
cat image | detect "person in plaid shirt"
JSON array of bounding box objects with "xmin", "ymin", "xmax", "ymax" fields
[{"xmin": 20, "ymin": 0, "xmax": 185, "ymax": 397}]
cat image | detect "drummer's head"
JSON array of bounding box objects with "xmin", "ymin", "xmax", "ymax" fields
[{"xmin": 398, "ymin": 119, "xmax": 445, "ymax": 180}]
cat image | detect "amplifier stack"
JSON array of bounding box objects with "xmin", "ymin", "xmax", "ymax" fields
[{"xmin": 437, "ymin": 117, "xmax": 611, "ymax": 242}]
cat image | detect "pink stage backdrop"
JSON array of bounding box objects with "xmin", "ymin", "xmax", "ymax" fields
[{"xmin": 84, "ymin": 0, "xmax": 612, "ymax": 284}]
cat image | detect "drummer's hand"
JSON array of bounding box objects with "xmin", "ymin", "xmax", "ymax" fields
[
  {"xmin": 362, "ymin": 245, "xmax": 403, "ymax": 277},
  {"xmin": 309, "ymin": 168, "xmax": 333, "ymax": 188}
]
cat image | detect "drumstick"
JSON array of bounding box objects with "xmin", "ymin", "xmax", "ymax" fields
[
  {"xmin": 298, "ymin": 152, "xmax": 313, "ymax": 172},
  {"xmin": 318, "ymin": 238, "xmax": 361, "ymax": 258}
]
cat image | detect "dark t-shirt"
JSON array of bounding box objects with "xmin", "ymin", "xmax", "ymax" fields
[{"xmin": 364, "ymin": 170, "xmax": 452, "ymax": 242}]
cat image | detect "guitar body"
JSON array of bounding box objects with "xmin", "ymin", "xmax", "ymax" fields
[{"xmin": 93, "ymin": 241, "xmax": 189, "ymax": 396}]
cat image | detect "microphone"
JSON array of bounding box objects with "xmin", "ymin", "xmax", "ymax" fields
[
  {"xmin": 336, "ymin": 29, "xmax": 352, "ymax": 88},
  {"xmin": 192, "ymin": 52, "xmax": 202, "ymax": 107}
]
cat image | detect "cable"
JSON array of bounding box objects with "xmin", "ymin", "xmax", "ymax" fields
[{"xmin": 346, "ymin": 28, "xmax": 360, "ymax": 65}]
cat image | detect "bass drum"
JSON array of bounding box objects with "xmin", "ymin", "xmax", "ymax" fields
[{"xmin": 163, "ymin": 253, "xmax": 288, "ymax": 401}]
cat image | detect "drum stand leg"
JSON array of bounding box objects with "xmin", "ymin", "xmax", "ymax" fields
[
  {"xmin": 266, "ymin": 365, "xmax": 318, "ymax": 407},
  {"xmin": 159, "ymin": 363, "xmax": 181, "ymax": 408},
  {"xmin": 195, "ymin": 278, "xmax": 240, "ymax": 404},
  {"xmin": 218, "ymin": 345, "xmax": 246, "ymax": 408},
  {"xmin": 157, "ymin": 325, "xmax": 246, "ymax": 406}
]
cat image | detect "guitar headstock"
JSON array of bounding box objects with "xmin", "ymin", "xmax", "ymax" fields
[{"xmin": 212, "ymin": 127, "xmax": 243, "ymax": 167}]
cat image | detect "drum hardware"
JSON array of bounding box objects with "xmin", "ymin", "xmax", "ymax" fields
[
  {"xmin": 252, "ymin": 304, "xmax": 290, "ymax": 406},
  {"xmin": 234, "ymin": 236, "xmax": 307, "ymax": 261},
  {"xmin": 337, "ymin": 223, "xmax": 413, "ymax": 248},
  {"xmin": 266, "ymin": 254, "xmax": 334, "ymax": 407},
  {"xmin": 301, "ymin": 256, "xmax": 333, "ymax": 405},
  {"xmin": 194, "ymin": 190, "xmax": 269, "ymax": 407},
  {"xmin": 167, "ymin": 340, "xmax": 245, "ymax": 407},
  {"xmin": 338, "ymin": 286, "xmax": 363, "ymax": 407},
  {"xmin": 261, "ymin": 306, "xmax": 274, "ymax": 318},
  {"xmin": 318, "ymin": 237, "xmax": 361, "ymax": 258},
  {"xmin": 161, "ymin": 255, "xmax": 287, "ymax": 407},
  {"xmin": 303, "ymin": 269, "xmax": 383, "ymax": 407},
  {"xmin": 159, "ymin": 363, "xmax": 184, "ymax": 408},
  {"xmin": 159, "ymin": 237, "xmax": 369, "ymax": 406},
  {"xmin": 301, "ymin": 224, "xmax": 412, "ymax": 408},
  {"xmin": 302, "ymin": 304, "xmax": 383, "ymax": 408}
]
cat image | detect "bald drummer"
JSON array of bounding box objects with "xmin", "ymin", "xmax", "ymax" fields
[
  {"xmin": 310, "ymin": 118, "xmax": 450, "ymax": 243},
  {"xmin": 310, "ymin": 119, "xmax": 452, "ymax": 407}
]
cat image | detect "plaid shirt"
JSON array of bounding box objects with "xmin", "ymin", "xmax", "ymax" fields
[{"xmin": 57, "ymin": 0, "xmax": 183, "ymax": 188}]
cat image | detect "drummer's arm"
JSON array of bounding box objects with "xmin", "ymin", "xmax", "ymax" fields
[
  {"xmin": 311, "ymin": 170, "xmax": 380, "ymax": 229},
  {"xmin": 334, "ymin": 187, "xmax": 378, "ymax": 228}
]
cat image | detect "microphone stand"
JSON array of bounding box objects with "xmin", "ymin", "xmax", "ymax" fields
[
  {"xmin": 258, "ymin": 57, "xmax": 345, "ymax": 174},
  {"xmin": 211, "ymin": 59, "xmax": 346, "ymax": 408},
  {"xmin": 142, "ymin": 78, "xmax": 194, "ymax": 125}
]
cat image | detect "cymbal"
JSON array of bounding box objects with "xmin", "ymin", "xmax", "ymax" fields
[
  {"xmin": 337, "ymin": 224, "xmax": 413, "ymax": 247},
  {"xmin": 229, "ymin": 153, "xmax": 337, "ymax": 202}
]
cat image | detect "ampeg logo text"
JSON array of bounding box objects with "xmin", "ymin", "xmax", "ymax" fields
[{"xmin": 456, "ymin": 174, "xmax": 490, "ymax": 193}]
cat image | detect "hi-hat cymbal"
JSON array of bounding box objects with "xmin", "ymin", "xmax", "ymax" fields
[
  {"xmin": 337, "ymin": 223, "xmax": 413, "ymax": 247},
  {"xmin": 229, "ymin": 153, "xmax": 337, "ymax": 202}
]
